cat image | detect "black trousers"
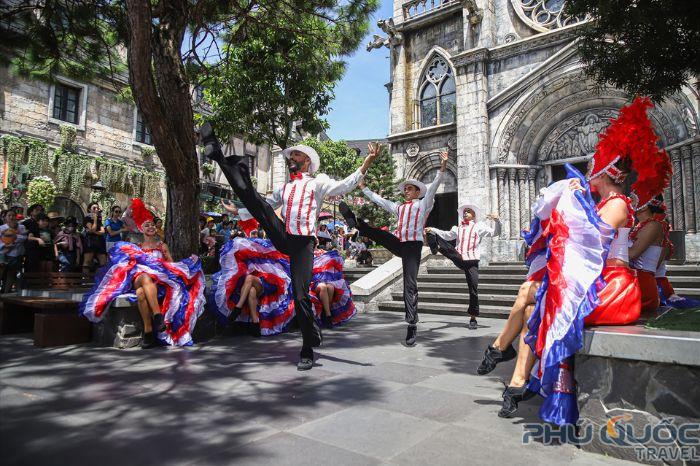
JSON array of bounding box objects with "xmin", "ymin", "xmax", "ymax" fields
[
  {"xmin": 427, "ymin": 233, "xmax": 480, "ymax": 317},
  {"xmin": 215, "ymin": 157, "xmax": 321, "ymax": 355},
  {"xmin": 355, "ymin": 220, "xmax": 422, "ymax": 325}
]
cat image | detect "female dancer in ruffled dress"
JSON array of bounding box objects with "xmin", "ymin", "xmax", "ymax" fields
[
  {"xmin": 310, "ymin": 248, "xmax": 356, "ymax": 329},
  {"xmin": 211, "ymin": 236, "xmax": 295, "ymax": 336},
  {"xmin": 81, "ymin": 199, "xmax": 206, "ymax": 348}
]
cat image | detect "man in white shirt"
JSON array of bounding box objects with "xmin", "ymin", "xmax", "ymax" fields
[
  {"xmin": 201, "ymin": 123, "xmax": 379, "ymax": 370},
  {"xmin": 339, "ymin": 150, "xmax": 448, "ymax": 346},
  {"xmin": 425, "ymin": 204, "xmax": 500, "ymax": 329}
]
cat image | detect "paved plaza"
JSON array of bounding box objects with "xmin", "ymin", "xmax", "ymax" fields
[{"xmin": 0, "ymin": 312, "xmax": 635, "ymax": 466}]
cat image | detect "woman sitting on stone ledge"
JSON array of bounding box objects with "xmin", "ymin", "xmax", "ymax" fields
[
  {"xmin": 80, "ymin": 199, "xmax": 206, "ymax": 348},
  {"xmin": 211, "ymin": 236, "xmax": 295, "ymax": 337},
  {"xmin": 479, "ymin": 97, "xmax": 670, "ymax": 424},
  {"xmin": 310, "ymin": 247, "xmax": 356, "ymax": 329}
]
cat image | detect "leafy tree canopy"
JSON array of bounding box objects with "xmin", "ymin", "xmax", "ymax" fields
[
  {"xmin": 300, "ymin": 137, "xmax": 361, "ymax": 180},
  {"xmin": 566, "ymin": 0, "xmax": 700, "ymax": 100}
]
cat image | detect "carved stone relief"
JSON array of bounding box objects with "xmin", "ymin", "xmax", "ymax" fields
[
  {"xmin": 538, "ymin": 110, "xmax": 617, "ymax": 162},
  {"xmin": 405, "ymin": 142, "xmax": 420, "ymax": 159}
]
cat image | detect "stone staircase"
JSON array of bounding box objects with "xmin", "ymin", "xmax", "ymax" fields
[
  {"xmin": 343, "ymin": 266, "xmax": 376, "ymax": 283},
  {"xmin": 377, "ymin": 260, "xmax": 700, "ymax": 319}
]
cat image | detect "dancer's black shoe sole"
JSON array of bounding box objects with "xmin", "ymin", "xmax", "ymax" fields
[
  {"xmin": 141, "ymin": 332, "xmax": 158, "ymax": 349},
  {"xmin": 476, "ymin": 344, "xmax": 517, "ymax": 375},
  {"xmin": 152, "ymin": 313, "xmax": 166, "ymax": 333},
  {"xmin": 297, "ymin": 358, "xmax": 313, "ymax": 371},
  {"xmin": 200, "ymin": 122, "xmax": 224, "ymax": 161},
  {"xmin": 468, "ymin": 318, "xmax": 478, "ymax": 330},
  {"xmin": 338, "ymin": 201, "xmax": 357, "ymax": 229},
  {"xmin": 498, "ymin": 384, "xmax": 535, "ymax": 418},
  {"xmin": 228, "ymin": 307, "xmax": 243, "ymax": 325}
]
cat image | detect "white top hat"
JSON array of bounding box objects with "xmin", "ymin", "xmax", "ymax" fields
[
  {"xmin": 458, "ymin": 203, "xmax": 480, "ymax": 220},
  {"xmin": 397, "ymin": 179, "xmax": 427, "ymax": 198},
  {"xmin": 282, "ymin": 145, "xmax": 320, "ymax": 174}
]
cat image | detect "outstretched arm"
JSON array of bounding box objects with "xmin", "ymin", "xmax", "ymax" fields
[
  {"xmin": 477, "ymin": 215, "xmax": 500, "ymax": 238},
  {"xmin": 322, "ymin": 142, "xmax": 383, "ymax": 198},
  {"xmin": 426, "ymin": 225, "xmax": 458, "ymax": 241},
  {"xmin": 362, "ymin": 179, "xmax": 398, "ymax": 216},
  {"xmin": 421, "ymin": 151, "xmax": 448, "ymax": 211}
]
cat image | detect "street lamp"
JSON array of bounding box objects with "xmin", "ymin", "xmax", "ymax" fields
[{"xmin": 91, "ymin": 180, "xmax": 106, "ymax": 192}]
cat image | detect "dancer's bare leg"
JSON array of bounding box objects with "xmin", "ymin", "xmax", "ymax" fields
[
  {"xmin": 136, "ymin": 274, "xmax": 162, "ymax": 316},
  {"xmin": 236, "ymin": 275, "xmax": 259, "ymax": 309},
  {"xmin": 135, "ymin": 287, "xmax": 152, "ymax": 332},
  {"xmin": 318, "ymin": 284, "xmax": 333, "ymax": 317},
  {"xmin": 508, "ymin": 304, "xmax": 537, "ymax": 387},
  {"xmin": 493, "ymin": 281, "xmax": 540, "ymax": 350},
  {"xmin": 248, "ymin": 280, "xmax": 262, "ymax": 323}
]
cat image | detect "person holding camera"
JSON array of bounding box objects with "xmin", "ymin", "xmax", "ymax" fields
[{"xmin": 82, "ymin": 202, "xmax": 107, "ymax": 272}]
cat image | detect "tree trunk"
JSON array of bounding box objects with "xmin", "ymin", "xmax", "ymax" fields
[{"xmin": 125, "ymin": 0, "xmax": 200, "ymax": 260}]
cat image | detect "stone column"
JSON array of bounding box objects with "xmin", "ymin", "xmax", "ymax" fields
[
  {"xmin": 497, "ymin": 168, "xmax": 508, "ymax": 239},
  {"xmin": 455, "ymin": 50, "xmax": 491, "ymax": 231},
  {"xmin": 681, "ymin": 145, "xmax": 696, "ymax": 233},
  {"xmin": 693, "ymin": 142, "xmax": 700, "ymax": 231},
  {"xmin": 663, "ymin": 184, "xmax": 674, "ymax": 228},
  {"xmin": 670, "ymin": 149, "xmax": 684, "ymax": 231},
  {"xmin": 517, "ymin": 168, "xmax": 529, "ymax": 230},
  {"xmin": 508, "ymin": 168, "xmax": 518, "ymax": 238},
  {"xmin": 527, "ymin": 168, "xmax": 538, "ymax": 207}
]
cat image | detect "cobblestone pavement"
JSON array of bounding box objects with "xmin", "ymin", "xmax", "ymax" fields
[{"xmin": 0, "ymin": 312, "xmax": 636, "ymax": 465}]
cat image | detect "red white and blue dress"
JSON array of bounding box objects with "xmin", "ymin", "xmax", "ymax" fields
[
  {"xmin": 80, "ymin": 241, "xmax": 206, "ymax": 346},
  {"xmin": 211, "ymin": 237, "xmax": 295, "ymax": 335},
  {"xmin": 309, "ymin": 249, "xmax": 356, "ymax": 326},
  {"xmin": 522, "ymin": 165, "xmax": 641, "ymax": 425}
]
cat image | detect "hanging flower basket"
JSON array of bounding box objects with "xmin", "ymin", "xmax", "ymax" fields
[{"xmin": 27, "ymin": 176, "xmax": 57, "ymax": 209}]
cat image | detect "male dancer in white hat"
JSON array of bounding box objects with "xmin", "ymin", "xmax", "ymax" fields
[
  {"xmin": 339, "ymin": 150, "xmax": 448, "ymax": 346},
  {"xmin": 425, "ymin": 204, "xmax": 500, "ymax": 329},
  {"xmin": 200, "ymin": 123, "xmax": 379, "ymax": 370}
]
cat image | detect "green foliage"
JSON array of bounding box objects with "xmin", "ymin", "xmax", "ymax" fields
[
  {"xmin": 566, "ymin": 0, "xmax": 700, "ymax": 100},
  {"xmin": 2, "ymin": 1, "xmax": 127, "ymax": 84},
  {"xmin": 27, "ymin": 176, "xmax": 57, "ymax": 209},
  {"xmin": 356, "ymin": 147, "xmax": 398, "ymax": 229},
  {"xmin": 90, "ymin": 189, "xmax": 116, "ymax": 214},
  {"xmin": 202, "ymin": 1, "xmax": 378, "ymax": 148},
  {"xmin": 301, "ymin": 138, "xmax": 361, "ymax": 180},
  {"xmin": 59, "ymin": 124, "xmax": 77, "ymax": 150},
  {"xmin": 201, "ymin": 162, "xmax": 216, "ymax": 176}
]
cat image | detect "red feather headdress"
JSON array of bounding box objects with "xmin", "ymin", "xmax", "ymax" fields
[
  {"xmin": 588, "ymin": 97, "xmax": 672, "ymax": 210},
  {"xmin": 130, "ymin": 198, "xmax": 153, "ymax": 231}
]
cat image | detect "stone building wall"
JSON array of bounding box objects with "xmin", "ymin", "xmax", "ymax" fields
[{"xmin": 1, "ymin": 66, "xmax": 276, "ymax": 216}]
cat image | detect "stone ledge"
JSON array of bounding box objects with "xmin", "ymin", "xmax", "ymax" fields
[{"xmin": 581, "ymin": 325, "xmax": 700, "ymax": 367}]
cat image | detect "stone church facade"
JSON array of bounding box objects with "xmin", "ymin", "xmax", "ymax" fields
[{"xmin": 379, "ymin": 0, "xmax": 700, "ymax": 262}]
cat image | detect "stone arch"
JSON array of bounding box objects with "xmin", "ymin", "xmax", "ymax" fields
[
  {"xmin": 413, "ymin": 46, "xmax": 455, "ymax": 101},
  {"xmin": 405, "ymin": 152, "xmax": 457, "ymax": 194},
  {"xmin": 53, "ymin": 195, "xmax": 85, "ymax": 222},
  {"xmin": 493, "ymin": 65, "xmax": 696, "ymax": 166}
]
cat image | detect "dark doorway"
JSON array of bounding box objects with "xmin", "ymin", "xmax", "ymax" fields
[
  {"xmin": 551, "ymin": 162, "xmax": 588, "ymax": 182},
  {"xmin": 426, "ymin": 192, "xmax": 458, "ymax": 230}
]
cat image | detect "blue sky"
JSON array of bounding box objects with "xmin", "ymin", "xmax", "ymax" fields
[{"xmin": 325, "ymin": 1, "xmax": 394, "ymax": 141}]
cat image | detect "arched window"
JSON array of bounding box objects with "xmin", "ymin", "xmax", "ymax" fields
[{"xmin": 419, "ymin": 56, "xmax": 456, "ymax": 128}]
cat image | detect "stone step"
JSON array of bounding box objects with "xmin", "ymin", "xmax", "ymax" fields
[
  {"xmin": 377, "ymin": 300, "xmax": 511, "ymax": 318},
  {"xmin": 426, "ymin": 267, "xmax": 527, "ymax": 275},
  {"xmin": 391, "ymin": 291, "xmax": 514, "ymax": 307},
  {"xmin": 417, "ymin": 283, "xmax": 523, "ymax": 293},
  {"xmin": 417, "ymin": 274, "xmax": 526, "ymax": 283}
]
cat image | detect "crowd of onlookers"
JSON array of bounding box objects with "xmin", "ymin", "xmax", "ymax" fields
[
  {"xmin": 0, "ymin": 202, "xmax": 375, "ymax": 293},
  {"xmin": 0, "ymin": 202, "xmax": 163, "ymax": 293}
]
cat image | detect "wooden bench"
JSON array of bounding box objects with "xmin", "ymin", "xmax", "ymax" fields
[{"xmin": 0, "ymin": 272, "xmax": 94, "ymax": 346}]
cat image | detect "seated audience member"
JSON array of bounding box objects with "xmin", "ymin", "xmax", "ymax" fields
[{"xmin": 55, "ymin": 216, "xmax": 83, "ymax": 272}]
